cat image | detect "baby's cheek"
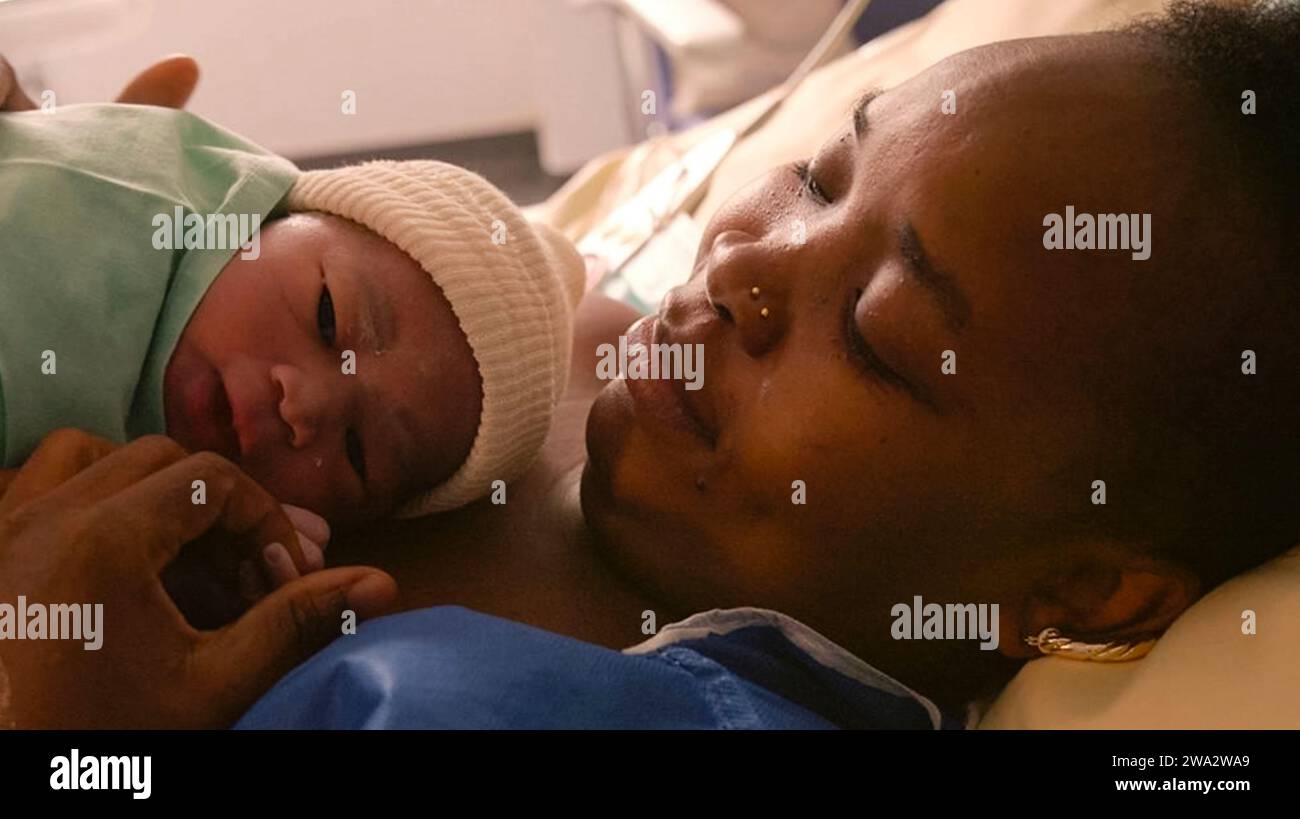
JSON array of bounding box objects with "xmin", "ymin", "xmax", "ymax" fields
[
  {"xmin": 244, "ymin": 457, "xmax": 343, "ymax": 522},
  {"xmin": 186, "ymin": 258, "xmax": 249, "ymax": 338}
]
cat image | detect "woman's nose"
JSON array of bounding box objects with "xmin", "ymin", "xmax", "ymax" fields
[
  {"xmin": 703, "ymin": 229, "xmax": 788, "ymax": 357},
  {"xmin": 269, "ymin": 364, "xmax": 333, "ymax": 449}
]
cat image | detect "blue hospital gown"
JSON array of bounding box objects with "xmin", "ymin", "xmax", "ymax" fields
[{"xmin": 236, "ymin": 607, "xmax": 959, "ymax": 729}]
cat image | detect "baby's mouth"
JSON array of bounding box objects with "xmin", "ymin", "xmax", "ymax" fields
[{"xmin": 164, "ymin": 345, "xmax": 242, "ymax": 463}]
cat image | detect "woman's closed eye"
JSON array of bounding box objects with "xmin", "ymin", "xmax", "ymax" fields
[
  {"xmin": 793, "ymin": 160, "xmax": 831, "ymax": 204},
  {"xmin": 843, "ymin": 288, "xmax": 907, "ymax": 389},
  {"xmin": 844, "ymin": 291, "xmax": 941, "ymax": 409}
]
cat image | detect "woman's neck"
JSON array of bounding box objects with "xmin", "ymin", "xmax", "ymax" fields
[{"xmin": 331, "ymin": 295, "xmax": 673, "ymax": 649}]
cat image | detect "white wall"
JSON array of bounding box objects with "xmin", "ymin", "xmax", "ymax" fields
[{"xmin": 0, "ymin": 0, "xmax": 638, "ymax": 170}]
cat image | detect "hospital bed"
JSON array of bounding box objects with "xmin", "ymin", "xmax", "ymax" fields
[{"xmin": 534, "ymin": 0, "xmax": 1300, "ymax": 729}]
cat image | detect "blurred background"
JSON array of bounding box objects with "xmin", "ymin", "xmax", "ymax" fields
[{"xmin": 0, "ymin": 0, "xmax": 943, "ymax": 203}]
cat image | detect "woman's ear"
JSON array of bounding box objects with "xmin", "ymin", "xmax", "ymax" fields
[{"xmin": 997, "ymin": 541, "xmax": 1200, "ymax": 659}]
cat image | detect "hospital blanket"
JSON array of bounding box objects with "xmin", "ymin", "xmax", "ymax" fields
[{"xmin": 236, "ymin": 606, "xmax": 957, "ymax": 729}]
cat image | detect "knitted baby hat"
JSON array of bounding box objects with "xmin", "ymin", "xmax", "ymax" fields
[{"xmin": 286, "ymin": 160, "xmax": 584, "ymax": 516}]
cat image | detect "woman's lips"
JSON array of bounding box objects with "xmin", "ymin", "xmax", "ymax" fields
[{"xmin": 620, "ymin": 316, "xmax": 716, "ymax": 444}]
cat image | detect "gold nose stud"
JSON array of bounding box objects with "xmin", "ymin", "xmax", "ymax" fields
[
  {"xmin": 750, "ymin": 286, "xmax": 761, "ymax": 298},
  {"xmin": 760, "ymin": 306, "xmax": 771, "ymax": 319}
]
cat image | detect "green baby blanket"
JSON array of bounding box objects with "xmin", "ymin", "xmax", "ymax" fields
[{"xmin": 0, "ymin": 103, "xmax": 297, "ymax": 466}]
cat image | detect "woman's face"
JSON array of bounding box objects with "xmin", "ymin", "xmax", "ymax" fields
[{"xmin": 583, "ymin": 35, "xmax": 1253, "ymax": 683}]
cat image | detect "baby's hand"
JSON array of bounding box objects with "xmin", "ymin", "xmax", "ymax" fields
[
  {"xmin": 159, "ymin": 502, "xmax": 329, "ymax": 629},
  {"xmin": 236, "ymin": 504, "xmax": 329, "ymax": 603}
]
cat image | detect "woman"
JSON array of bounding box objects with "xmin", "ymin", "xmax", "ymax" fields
[
  {"xmin": 249, "ymin": 0, "xmax": 1298, "ymax": 724},
  {"xmin": 4, "ymin": 0, "xmax": 1297, "ymax": 727}
]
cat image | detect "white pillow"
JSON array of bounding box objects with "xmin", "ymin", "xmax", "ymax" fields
[{"xmin": 980, "ymin": 545, "xmax": 1300, "ymax": 728}]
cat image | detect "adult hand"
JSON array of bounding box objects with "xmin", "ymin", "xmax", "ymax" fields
[
  {"xmin": 3, "ymin": 437, "xmax": 330, "ymax": 626},
  {"xmin": 1, "ymin": 52, "xmax": 199, "ymax": 111},
  {"xmin": 0, "ymin": 429, "xmax": 397, "ymax": 728}
]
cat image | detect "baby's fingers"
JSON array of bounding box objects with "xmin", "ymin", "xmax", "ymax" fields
[
  {"xmin": 261, "ymin": 543, "xmax": 300, "ymax": 588},
  {"xmin": 297, "ymin": 533, "xmax": 325, "ymax": 572},
  {"xmin": 238, "ymin": 527, "xmax": 322, "ymax": 605},
  {"xmin": 260, "ymin": 531, "xmax": 323, "ymax": 593},
  {"xmin": 282, "ymin": 504, "xmax": 330, "ymax": 549},
  {"xmin": 96, "ymin": 451, "xmax": 305, "ymax": 581}
]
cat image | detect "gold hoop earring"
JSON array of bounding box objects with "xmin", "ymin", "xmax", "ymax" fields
[{"xmin": 1024, "ymin": 627, "xmax": 1156, "ymax": 662}]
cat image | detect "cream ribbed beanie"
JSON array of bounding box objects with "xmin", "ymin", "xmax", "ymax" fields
[{"xmin": 286, "ymin": 160, "xmax": 584, "ymax": 517}]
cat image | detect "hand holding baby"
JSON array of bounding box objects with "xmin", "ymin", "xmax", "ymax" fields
[
  {"xmin": 0, "ymin": 430, "xmax": 333, "ymax": 628},
  {"xmin": 0, "ymin": 428, "xmax": 397, "ymax": 728},
  {"xmin": 1, "ymin": 52, "xmax": 199, "ymax": 112}
]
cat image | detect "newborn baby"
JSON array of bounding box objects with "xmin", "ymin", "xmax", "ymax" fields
[
  {"xmin": 0, "ymin": 103, "xmax": 583, "ymax": 593},
  {"xmin": 166, "ymin": 161, "xmax": 583, "ymax": 524}
]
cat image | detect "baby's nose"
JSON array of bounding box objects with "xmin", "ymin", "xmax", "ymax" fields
[{"xmin": 269, "ymin": 364, "xmax": 330, "ymax": 449}]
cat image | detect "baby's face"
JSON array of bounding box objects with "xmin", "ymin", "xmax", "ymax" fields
[{"xmin": 165, "ymin": 213, "xmax": 482, "ymax": 523}]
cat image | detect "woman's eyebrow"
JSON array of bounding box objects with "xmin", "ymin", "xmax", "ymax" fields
[
  {"xmin": 899, "ymin": 221, "xmax": 971, "ymax": 332},
  {"xmin": 852, "ymin": 87, "xmax": 883, "ymax": 142}
]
